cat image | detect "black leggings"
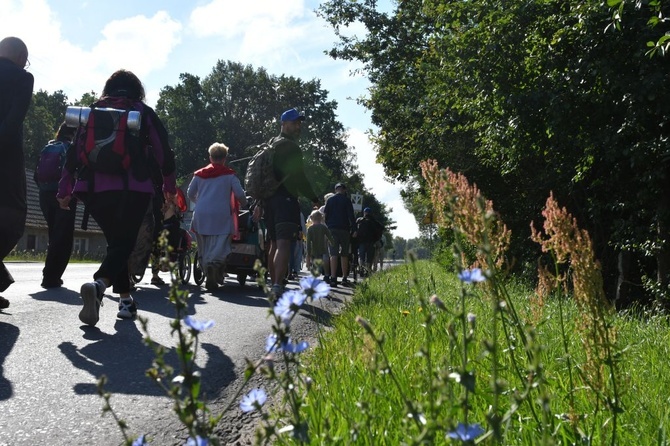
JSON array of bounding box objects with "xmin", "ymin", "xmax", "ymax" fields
[{"xmin": 81, "ymin": 191, "xmax": 151, "ymax": 294}]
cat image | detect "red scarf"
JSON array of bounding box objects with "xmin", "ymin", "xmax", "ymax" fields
[{"xmin": 194, "ymin": 163, "xmax": 236, "ymax": 178}]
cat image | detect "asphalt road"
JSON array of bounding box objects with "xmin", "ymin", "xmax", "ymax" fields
[{"xmin": 0, "ymin": 262, "xmax": 282, "ymax": 446}]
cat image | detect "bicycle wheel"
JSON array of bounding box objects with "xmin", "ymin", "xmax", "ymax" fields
[
  {"xmin": 193, "ymin": 251, "xmax": 205, "ymax": 286},
  {"xmin": 179, "ymin": 252, "xmax": 192, "ymax": 285}
]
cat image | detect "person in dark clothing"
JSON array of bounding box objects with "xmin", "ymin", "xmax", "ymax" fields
[
  {"xmin": 58, "ymin": 69, "xmax": 177, "ymax": 326},
  {"xmin": 324, "ymin": 182, "xmax": 357, "ymax": 287},
  {"xmin": 255, "ymin": 108, "xmax": 319, "ymax": 296},
  {"xmin": 356, "ymin": 207, "xmax": 384, "ymax": 273},
  {"xmin": 0, "ymin": 36, "xmax": 33, "ymax": 309},
  {"xmin": 34, "ymin": 123, "xmax": 77, "ymax": 288}
]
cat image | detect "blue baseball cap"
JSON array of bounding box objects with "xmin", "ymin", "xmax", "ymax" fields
[
  {"xmin": 281, "ymin": 108, "xmax": 306, "ymax": 122},
  {"xmin": 364, "ymin": 207, "xmax": 371, "ymax": 213}
]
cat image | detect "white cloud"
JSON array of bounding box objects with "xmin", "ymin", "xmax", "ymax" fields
[
  {"xmin": 188, "ymin": 0, "xmax": 305, "ymax": 39},
  {"xmin": 92, "ymin": 11, "xmax": 182, "ymax": 78},
  {"xmin": 1, "ymin": 3, "xmax": 182, "ymax": 100}
]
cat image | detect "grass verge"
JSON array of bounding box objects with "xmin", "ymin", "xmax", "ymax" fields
[{"xmin": 293, "ymin": 260, "xmax": 670, "ymax": 445}]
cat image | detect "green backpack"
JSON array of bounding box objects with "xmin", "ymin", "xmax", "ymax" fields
[{"xmin": 244, "ymin": 137, "xmax": 283, "ymax": 200}]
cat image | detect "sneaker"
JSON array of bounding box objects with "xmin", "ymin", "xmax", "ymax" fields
[
  {"xmin": 341, "ymin": 277, "xmax": 351, "ymax": 286},
  {"xmin": 79, "ymin": 282, "xmax": 104, "ymax": 326},
  {"xmin": 117, "ymin": 298, "xmax": 137, "ymax": 319},
  {"xmin": 151, "ymin": 276, "xmax": 166, "ymax": 286},
  {"xmin": 330, "ymin": 278, "xmax": 338, "ymax": 288},
  {"xmin": 0, "ymin": 296, "xmax": 9, "ymax": 309},
  {"xmin": 323, "ymin": 275, "xmax": 331, "ymax": 284}
]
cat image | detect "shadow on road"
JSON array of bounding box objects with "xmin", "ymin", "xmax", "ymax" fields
[
  {"xmin": 58, "ymin": 319, "xmax": 234, "ymax": 397},
  {"xmin": 0, "ymin": 321, "xmax": 19, "ymax": 401},
  {"xmin": 29, "ymin": 287, "xmax": 81, "ymax": 305}
]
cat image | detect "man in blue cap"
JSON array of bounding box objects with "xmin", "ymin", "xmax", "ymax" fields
[{"xmin": 261, "ymin": 108, "xmax": 320, "ymax": 296}]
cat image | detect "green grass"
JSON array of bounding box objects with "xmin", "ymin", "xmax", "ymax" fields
[
  {"xmin": 6, "ymin": 250, "xmax": 103, "ymax": 263},
  {"xmin": 293, "ymin": 260, "xmax": 670, "ymax": 445}
]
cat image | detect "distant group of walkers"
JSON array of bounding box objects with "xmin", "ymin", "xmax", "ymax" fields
[
  {"xmin": 305, "ymin": 185, "xmax": 385, "ymax": 287},
  {"xmin": 0, "ymin": 35, "xmax": 386, "ymax": 327}
]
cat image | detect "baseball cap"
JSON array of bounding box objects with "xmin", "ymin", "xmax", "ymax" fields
[
  {"xmin": 334, "ymin": 183, "xmax": 346, "ymax": 190},
  {"xmin": 364, "ymin": 207, "xmax": 371, "ymax": 213},
  {"xmin": 280, "ymin": 108, "xmax": 306, "ymax": 122}
]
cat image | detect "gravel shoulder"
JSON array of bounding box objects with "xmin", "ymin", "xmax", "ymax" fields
[{"xmin": 213, "ymin": 282, "xmax": 357, "ymax": 445}]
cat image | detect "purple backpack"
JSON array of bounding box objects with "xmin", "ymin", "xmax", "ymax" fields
[{"xmin": 36, "ymin": 140, "xmax": 68, "ymax": 190}]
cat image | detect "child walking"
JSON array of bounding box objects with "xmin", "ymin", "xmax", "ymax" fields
[{"xmin": 305, "ymin": 210, "xmax": 335, "ymax": 282}]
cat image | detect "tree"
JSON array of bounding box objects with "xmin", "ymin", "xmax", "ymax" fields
[
  {"xmin": 320, "ymin": 0, "xmax": 670, "ymax": 304},
  {"xmin": 156, "ymin": 73, "xmax": 216, "ymax": 182},
  {"xmin": 23, "ymin": 90, "xmax": 69, "ymax": 169},
  {"xmin": 157, "ymin": 61, "xmax": 361, "ymax": 200}
]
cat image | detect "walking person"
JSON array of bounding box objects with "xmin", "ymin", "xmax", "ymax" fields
[
  {"xmin": 288, "ymin": 212, "xmax": 306, "ymax": 280},
  {"xmin": 254, "ymin": 108, "xmax": 319, "ymax": 296},
  {"xmin": 34, "ymin": 122, "xmax": 77, "ymax": 288},
  {"xmin": 356, "ymin": 207, "xmax": 385, "ymax": 275},
  {"xmin": 188, "ymin": 142, "xmax": 247, "ymax": 291},
  {"xmin": 324, "ymin": 182, "xmax": 356, "ymax": 287},
  {"xmin": 305, "ymin": 209, "xmax": 335, "ymax": 281},
  {"xmin": 356, "ymin": 208, "xmax": 384, "ymax": 275},
  {"xmin": 0, "ymin": 36, "xmax": 33, "ymax": 309},
  {"xmin": 58, "ymin": 69, "xmax": 177, "ymax": 326}
]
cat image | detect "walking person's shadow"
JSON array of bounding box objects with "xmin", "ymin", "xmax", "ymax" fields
[
  {"xmin": 0, "ymin": 321, "xmax": 19, "ymax": 400},
  {"xmin": 58, "ymin": 320, "xmax": 233, "ymax": 396}
]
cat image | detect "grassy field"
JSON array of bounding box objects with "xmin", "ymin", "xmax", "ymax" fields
[{"xmin": 288, "ymin": 260, "xmax": 670, "ymax": 445}]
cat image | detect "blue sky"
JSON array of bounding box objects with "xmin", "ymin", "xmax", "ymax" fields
[{"xmin": 2, "ymin": 0, "xmax": 420, "ymax": 239}]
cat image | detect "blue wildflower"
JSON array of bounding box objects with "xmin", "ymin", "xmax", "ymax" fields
[
  {"xmin": 282, "ymin": 338, "xmax": 309, "ymax": 353},
  {"xmin": 240, "ymin": 388, "xmax": 268, "ymax": 413},
  {"xmin": 265, "ymin": 333, "xmax": 278, "ymax": 353},
  {"xmin": 183, "ymin": 315, "xmax": 215, "ymax": 332},
  {"xmin": 185, "ymin": 436, "xmax": 208, "ymax": 446},
  {"xmin": 273, "ymin": 290, "xmax": 306, "ymax": 324},
  {"xmin": 299, "ymin": 276, "xmax": 330, "ymax": 300},
  {"xmin": 447, "ymin": 422, "xmax": 485, "ymax": 441},
  {"xmin": 132, "ymin": 435, "xmax": 148, "ymax": 446},
  {"xmin": 458, "ymin": 268, "xmax": 486, "ymax": 284}
]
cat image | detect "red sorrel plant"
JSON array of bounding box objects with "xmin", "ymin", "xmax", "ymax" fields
[
  {"xmin": 531, "ymin": 192, "xmax": 622, "ymax": 444},
  {"xmin": 421, "ymin": 159, "xmax": 552, "ymax": 442}
]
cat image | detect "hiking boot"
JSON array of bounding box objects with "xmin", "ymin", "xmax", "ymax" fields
[
  {"xmin": 117, "ymin": 298, "xmax": 138, "ymax": 319},
  {"xmin": 79, "ymin": 282, "xmax": 104, "ymax": 326},
  {"xmin": 0, "ymin": 296, "xmax": 9, "ymax": 309}
]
